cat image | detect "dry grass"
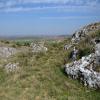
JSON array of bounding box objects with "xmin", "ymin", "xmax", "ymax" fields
[{"xmin": 0, "ymin": 39, "xmax": 100, "ymax": 100}]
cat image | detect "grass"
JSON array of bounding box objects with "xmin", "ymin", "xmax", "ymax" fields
[{"xmin": 0, "ymin": 39, "xmax": 100, "ymax": 100}]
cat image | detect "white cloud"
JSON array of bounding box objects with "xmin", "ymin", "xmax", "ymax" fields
[
  {"xmin": 19, "ymin": 0, "xmax": 99, "ymax": 6},
  {"xmin": 0, "ymin": 0, "xmax": 99, "ymax": 12},
  {"xmin": 40, "ymin": 16, "xmax": 100, "ymax": 20}
]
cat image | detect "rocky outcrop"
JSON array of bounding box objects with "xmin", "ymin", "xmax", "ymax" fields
[
  {"xmin": 30, "ymin": 42, "xmax": 48, "ymax": 53},
  {"xmin": 5, "ymin": 63, "xmax": 19, "ymax": 73},
  {"xmin": 95, "ymin": 42, "xmax": 100, "ymax": 65},
  {"xmin": 71, "ymin": 22, "xmax": 100, "ymax": 43},
  {"xmin": 65, "ymin": 53, "xmax": 100, "ymax": 89},
  {"xmin": 64, "ymin": 42, "xmax": 100, "ymax": 89},
  {"xmin": 0, "ymin": 47, "xmax": 17, "ymax": 58},
  {"xmin": 64, "ymin": 22, "xmax": 100, "ymax": 89},
  {"xmin": 64, "ymin": 44, "xmax": 72, "ymax": 50}
]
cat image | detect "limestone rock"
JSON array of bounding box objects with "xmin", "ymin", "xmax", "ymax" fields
[
  {"xmin": 64, "ymin": 22, "xmax": 100, "ymax": 89},
  {"xmin": 0, "ymin": 47, "xmax": 17, "ymax": 58},
  {"xmin": 5, "ymin": 63, "xmax": 19, "ymax": 73},
  {"xmin": 30, "ymin": 42, "xmax": 48, "ymax": 53},
  {"xmin": 64, "ymin": 44, "xmax": 72, "ymax": 50},
  {"xmin": 95, "ymin": 42, "xmax": 100, "ymax": 65},
  {"xmin": 71, "ymin": 22, "xmax": 100, "ymax": 43},
  {"xmin": 65, "ymin": 54, "xmax": 100, "ymax": 89}
]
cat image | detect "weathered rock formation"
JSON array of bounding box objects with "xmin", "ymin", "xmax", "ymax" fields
[
  {"xmin": 65, "ymin": 53, "xmax": 100, "ymax": 89},
  {"xmin": 0, "ymin": 47, "xmax": 17, "ymax": 58},
  {"xmin": 64, "ymin": 22, "xmax": 100, "ymax": 89},
  {"xmin": 72, "ymin": 22, "xmax": 100, "ymax": 43},
  {"xmin": 64, "ymin": 44, "xmax": 72, "ymax": 50},
  {"xmin": 5, "ymin": 63, "xmax": 19, "ymax": 73},
  {"xmin": 30, "ymin": 42, "xmax": 48, "ymax": 53},
  {"xmin": 95, "ymin": 41, "xmax": 100, "ymax": 65}
]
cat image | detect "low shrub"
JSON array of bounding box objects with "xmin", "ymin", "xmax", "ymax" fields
[{"xmin": 15, "ymin": 41, "xmax": 31, "ymax": 47}]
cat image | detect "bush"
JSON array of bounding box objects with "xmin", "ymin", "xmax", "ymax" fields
[
  {"xmin": 15, "ymin": 41, "xmax": 31, "ymax": 47},
  {"xmin": 1, "ymin": 40, "xmax": 10, "ymax": 44},
  {"xmin": 78, "ymin": 47, "xmax": 92, "ymax": 59},
  {"xmin": 96, "ymin": 30, "xmax": 100, "ymax": 37},
  {"xmin": 89, "ymin": 30, "xmax": 100, "ymax": 39},
  {"xmin": 23, "ymin": 42, "xmax": 30, "ymax": 46}
]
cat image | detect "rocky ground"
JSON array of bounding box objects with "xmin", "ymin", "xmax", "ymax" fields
[{"xmin": 0, "ymin": 41, "xmax": 48, "ymax": 73}]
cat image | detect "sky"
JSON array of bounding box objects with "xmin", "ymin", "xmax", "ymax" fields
[{"xmin": 0, "ymin": 0, "xmax": 100, "ymax": 37}]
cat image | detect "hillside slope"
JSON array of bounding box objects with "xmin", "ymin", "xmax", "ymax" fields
[{"xmin": 0, "ymin": 22, "xmax": 100, "ymax": 100}]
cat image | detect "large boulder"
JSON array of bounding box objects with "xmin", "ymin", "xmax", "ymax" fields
[{"xmin": 65, "ymin": 54, "xmax": 100, "ymax": 89}]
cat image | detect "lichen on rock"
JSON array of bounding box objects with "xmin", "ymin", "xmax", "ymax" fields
[
  {"xmin": 30, "ymin": 42, "xmax": 48, "ymax": 53},
  {"xmin": 5, "ymin": 63, "xmax": 19, "ymax": 73},
  {"xmin": 0, "ymin": 47, "xmax": 17, "ymax": 58}
]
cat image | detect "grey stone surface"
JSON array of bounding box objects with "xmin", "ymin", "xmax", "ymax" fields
[
  {"xmin": 0, "ymin": 47, "xmax": 17, "ymax": 58},
  {"xmin": 65, "ymin": 54, "xmax": 100, "ymax": 89},
  {"xmin": 64, "ymin": 44, "xmax": 72, "ymax": 50},
  {"xmin": 64, "ymin": 23, "xmax": 100, "ymax": 89},
  {"xmin": 71, "ymin": 22, "xmax": 100, "ymax": 43},
  {"xmin": 5, "ymin": 63, "xmax": 19, "ymax": 73},
  {"xmin": 95, "ymin": 43, "xmax": 100, "ymax": 65},
  {"xmin": 30, "ymin": 42, "xmax": 48, "ymax": 53}
]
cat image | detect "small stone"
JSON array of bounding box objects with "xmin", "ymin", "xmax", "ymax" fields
[
  {"xmin": 30, "ymin": 42, "xmax": 48, "ymax": 53},
  {"xmin": 5, "ymin": 63, "xmax": 19, "ymax": 73}
]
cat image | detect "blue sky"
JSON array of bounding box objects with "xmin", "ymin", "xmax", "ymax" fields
[{"xmin": 0, "ymin": 0, "xmax": 100, "ymax": 37}]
